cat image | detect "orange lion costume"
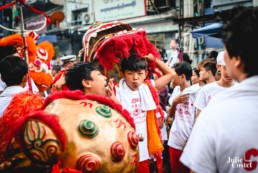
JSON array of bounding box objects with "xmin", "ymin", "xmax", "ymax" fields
[{"xmin": 0, "ymin": 32, "xmax": 55, "ymax": 92}]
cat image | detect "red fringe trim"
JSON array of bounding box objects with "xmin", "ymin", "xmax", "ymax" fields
[
  {"xmin": 95, "ymin": 29, "xmax": 161, "ymax": 74},
  {"xmin": 12, "ymin": 111, "xmax": 66, "ymax": 153},
  {"xmin": 52, "ymin": 69, "xmax": 66, "ymax": 85},
  {"xmin": 0, "ymin": 91, "xmax": 44, "ymax": 162},
  {"xmin": 51, "ymin": 162, "xmax": 83, "ymax": 173},
  {"xmin": 42, "ymin": 90, "xmax": 135, "ymax": 129},
  {"xmin": 30, "ymin": 71, "xmax": 53, "ymax": 91}
]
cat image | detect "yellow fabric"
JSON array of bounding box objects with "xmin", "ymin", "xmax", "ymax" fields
[{"xmin": 147, "ymin": 110, "xmax": 164, "ymax": 155}]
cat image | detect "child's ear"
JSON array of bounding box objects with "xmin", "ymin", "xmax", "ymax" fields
[
  {"xmin": 207, "ymin": 70, "xmax": 212, "ymax": 76},
  {"xmin": 82, "ymin": 79, "xmax": 91, "ymax": 88},
  {"xmin": 234, "ymin": 55, "xmax": 242, "ymax": 69},
  {"xmin": 22, "ymin": 75, "xmax": 28, "ymax": 83},
  {"xmin": 21, "ymin": 75, "xmax": 28, "ymax": 87},
  {"xmin": 181, "ymin": 74, "xmax": 186, "ymax": 80},
  {"xmin": 120, "ymin": 72, "xmax": 125, "ymax": 78}
]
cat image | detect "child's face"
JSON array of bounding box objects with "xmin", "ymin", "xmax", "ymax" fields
[
  {"xmin": 171, "ymin": 71, "xmax": 182, "ymax": 87},
  {"xmin": 219, "ymin": 65, "xmax": 233, "ymax": 82},
  {"xmin": 191, "ymin": 70, "xmax": 199, "ymax": 85},
  {"xmin": 123, "ymin": 69, "xmax": 147, "ymax": 91},
  {"xmin": 199, "ymin": 66, "xmax": 209, "ymax": 81}
]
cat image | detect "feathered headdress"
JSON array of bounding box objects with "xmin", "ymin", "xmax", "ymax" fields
[
  {"xmin": 82, "ymin": 21, "xmax": 161, "ymax": 78},
  {"xmin": 83, "ymin": 21, "xmax": 132, "ymax": 62}
]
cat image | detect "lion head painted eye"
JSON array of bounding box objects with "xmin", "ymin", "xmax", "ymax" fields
[{"xmin": 37, "ymin": 48, "xmax": 48, "ymax": 61}]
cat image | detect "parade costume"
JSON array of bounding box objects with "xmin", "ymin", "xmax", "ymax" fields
[
  {"xmin": 0, "ymin": 86, "xmax": 26, "ymax": 117},
  {"xmin": 0, "ymin": 91, "xmax": 44, "ymax": 162},
  {"xmin": 0, "ymin": 33, "xmax": 55, "ymax": 92},
  {"xmin": 0, "ymin": 90, "xmax": 138, "ymax": 173},
  {"xmin": 82, "ymin": 21, "xmax": 165, "ymax": 173}
]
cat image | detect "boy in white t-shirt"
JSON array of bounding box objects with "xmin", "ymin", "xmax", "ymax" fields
[
  {"xmin": 167, "ymin": 61, "xmax": 200, "ymax": 173},
  {"xmin": 115, "ymin": 53, "xmax": 175, "ymax": 173},
  {"xmin": 194, "ymin": 51, "xmax": 235, "ymax": 121},
  {"xmin": 0, "ymin": 56, "xmax": 28, "ymax": 117}
]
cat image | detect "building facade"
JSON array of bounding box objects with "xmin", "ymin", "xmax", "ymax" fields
[{"xmin": 1, "ymin": 0, "xmax": 257, "ymax": 65}]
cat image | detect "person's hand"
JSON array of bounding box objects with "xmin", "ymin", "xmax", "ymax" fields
[
  {"xmin": 174, "ymin": 94, "xmax": 189, "ymax": 104},
  {"xmin": 144, "ymin": 53, "xmax": 155, "ymax": 62},
  {"xmin": 106, "ymin": 78, "xmax": 120, "ymax": 103},
  {"xmin": 53, "ymin": 74, "xmax": 65, "ymax": 91},
  {"xmin": 158, "ymin": 117, "xmax": 164, "ymax": 128}
]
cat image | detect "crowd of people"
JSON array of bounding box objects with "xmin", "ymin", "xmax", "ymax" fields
[{"xmin": 0, "ymin": 6, "xmax": 258, "ymax": 173}]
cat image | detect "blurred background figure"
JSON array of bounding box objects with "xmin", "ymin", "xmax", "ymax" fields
[
  {"xmin": 182, "ymin": 53, "xmax": 192, "ymax": 65},
  {"xmin": 207, "ymin": 50, "xmax": 218, "ymax": 60},
  {"xmin": 51, "ymin": 55, "xmax": 78, "ymax": 93},
  {"xmin": 191, "ymin": 67, "xmax": 200, "ymax": 85},
  {"xmin": 159, "ymin": 48, "xmax": 168, "ymax": 62},
  {"xmin": 166, "ymin": 38, "xmax": 183, "ymax": 68},
  {"xmin": 60, "ymin": 55, "xmax": 77, "ymax": 70}
]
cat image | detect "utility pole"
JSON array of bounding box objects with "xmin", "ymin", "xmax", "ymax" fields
[{"xmin": 178, "ymin": 0, "xmax": 184, "ymax": 50}]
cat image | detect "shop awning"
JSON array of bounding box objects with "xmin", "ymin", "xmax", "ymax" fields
[
  {"xmin": 37, "ymin": 35, "xmax": 57, "ymax": 44},
  {"xmin": 191, "ymin": 22, "xmax": 223, "ymax": 39}
]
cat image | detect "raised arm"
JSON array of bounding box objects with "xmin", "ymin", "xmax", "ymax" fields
[{"xmin": 145, "ymin": 54, "xmax": 176, "ymax": 90}]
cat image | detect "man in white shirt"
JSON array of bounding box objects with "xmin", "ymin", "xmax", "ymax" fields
[
  {"xmin": 0, "ymin": 56, "xmax": 28, "ymax": 116},
  {"xmin": 180, "ymin": 6, "xmax": 258, "ymax": 173}
]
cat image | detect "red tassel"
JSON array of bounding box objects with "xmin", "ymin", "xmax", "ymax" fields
[
  {"xmin": 62, "ymin": 168, "xmax": 82, "ymax": 173},
  {"xmin": 155, "ymin": 153, "xmax": 163, "ymax": 173}
]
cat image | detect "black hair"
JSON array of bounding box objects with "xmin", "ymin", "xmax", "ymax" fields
[
  {"xmin": 198, "ymin": 58, "xmax": 217, "ymax": 76},
  {"xmin": 159, "ymin": 48, "xmax": 167, "ymax": 62},
  {"xmin": 193, "ymin": 67, "xmax": 200, "ymax": 77},
  {"xmin": 0, "ymin": 55, "xmax": 28, "ymax": 86},
  {"xmin": 208, "ymin": 50, "xmax": 218, "ymax": 59},
  {"xmin": 223, "ymin": 6, "xmax": 258, "ymax": 76},
  {"xmin": 172, "ymin": 61, "xmax": 192, "ymax": 81},
  {"xmin": 65, "ymin": 62, "xmax": 100, "ymax": 91},
  {"xmin": 171, "ymin": 38, "xmax": 179, "ymax": 44},
  {"xmin": 0, "ymin": 46, "xmax": 17, "ymax": 60},
  {"xmin": 52, "ymin": 65, "xmax": 61, "ymax": 73},
  {"xmin": 183, "ymin": 53, "xmax": 192, "ymax": 64},
  {"xmin": 120, "ymin": 53, "xmax": 148, "ymax": 73}
]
